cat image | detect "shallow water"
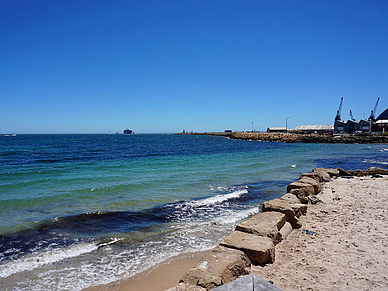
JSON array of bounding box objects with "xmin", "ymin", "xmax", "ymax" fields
[{"xmin": 0, "ymin": 134, "xmax": 387, "ymax": 290}]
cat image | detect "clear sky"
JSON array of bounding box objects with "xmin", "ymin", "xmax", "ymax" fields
[{"xmin": 1, "ymin": 0, "xmax": 387, "ymax": 134}]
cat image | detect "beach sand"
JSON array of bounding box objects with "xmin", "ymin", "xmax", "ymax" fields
[
  {"xmin": 252, "ymin": 175, "xmax": 388, "ymax": 291},
  {"xmin": 84, "ymin": 251, "xmax": 209, "ymax": 291},
  {"xmin": 86, "ymin": 175, "xmax": 388, "ymax": 291}
]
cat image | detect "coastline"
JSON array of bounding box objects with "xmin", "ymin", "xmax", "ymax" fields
[
  {"xmin": 84, "ymin": 167, "xmax": 388, "ymax": 291},
  {"xmin": 178, "ymin": 131, "xmax": 388, "ymax": 143}
]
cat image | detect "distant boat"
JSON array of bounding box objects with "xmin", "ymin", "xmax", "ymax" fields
[
  {"xmin": 4, "ymin": 134, "xmax": 16, "ymax": 137},
  {"xmin": 123, "ymin": 129, "xmax": 133, "ymax": 134}
]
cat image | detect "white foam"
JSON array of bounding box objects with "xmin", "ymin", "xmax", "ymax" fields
[
  {"xmin": 186, "ymin": 186, "xmax": 248, "ymax": 207},
  {"xmin": 0, "ymin": 242, "xmax": 98, "ymax": 279}
]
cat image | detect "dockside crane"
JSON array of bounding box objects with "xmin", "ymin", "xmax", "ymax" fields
[
  {"xmin": 368, "ymin": 98, "xmax": 380, "ymax": 122},
  {"xmin": 349, "ymin": 110, "xmax": 355, "ymax": 121},
  {"xmin": 335, "ymin": 97, "xmax": 343, "ymax": 121}
]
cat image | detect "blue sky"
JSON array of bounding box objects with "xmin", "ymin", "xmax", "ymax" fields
[{"xmin": 1, "ymin": 0, "xmax": 387, "ymax": 133}]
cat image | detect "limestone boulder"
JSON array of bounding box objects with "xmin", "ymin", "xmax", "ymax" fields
[
  {"xmin": 235, "ymin": 211, "xmax": 286, "ymax": 244},
  {"xmin": 287, "ymin": 182, "xmax": 315, "ymax": 203},
  {"xmin": 337, "ymin": 168, "xmax": 353, "ymax": 176},
  {"xmin": 279, "ymin": 221, "xmax": 293, "ymax": 240},
  {"xmin": 299, "ymin": 172, "xmax": 322, "ymax": 182},
  {"xmin": 180, "ymin": 246, "xmax": 251, "ymax": 290},
  {"xmin": 262, "ymin": 198, "xmax": 307, "ymax": 229},
  {"xmin": 298, "ymin": 177, "xmax": 322, "ymax": 194},
  {"xmin": 365, "ymin": 167, "xmax": 388, "ymax": 176},
  {"xmin": 355, "ymin": 169, "xmax": 365, "ymax": 177},
  {"xmin": 312, "ymin": 168, "xmax": 331, "ymax": 181},
  {"xmin": 220, "ymin": 231, "xmax": 275, "ymax": 265},
  {"xmin": 279, "ymin": 193, "xmax": 301, "ymax": 204}
]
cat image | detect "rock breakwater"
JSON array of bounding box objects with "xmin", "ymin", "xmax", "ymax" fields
[{"xmin": 179, "ymin": 132, "xmax": 388, "ymax": 143}]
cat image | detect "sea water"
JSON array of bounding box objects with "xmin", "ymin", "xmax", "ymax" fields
[{"xmin": 0, "ymin": 134, "xmax": 387, "ymax": 290}]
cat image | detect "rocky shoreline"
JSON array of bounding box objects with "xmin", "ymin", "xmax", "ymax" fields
[
  {"xmin": 178, "ymin": 132, "xmax": 388, "ymax": 143},
  {"xmin": 167, "ymin": 166, "xmax": 388, "ymax": 291}
]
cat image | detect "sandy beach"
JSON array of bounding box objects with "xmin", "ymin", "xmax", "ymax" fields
[
  {"xmin": 85, "ymin": 174, "xmax": 388, "ymax": 291},
  {"xmin": 252, "ymin": 175, "xmax": 388, "ymax": 291}
]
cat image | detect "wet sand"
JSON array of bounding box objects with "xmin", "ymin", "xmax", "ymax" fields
[{"xmin": 84, "ymin": 251, "xmax": 209, "ymax": 291}]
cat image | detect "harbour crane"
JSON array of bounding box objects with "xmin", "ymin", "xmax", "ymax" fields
[
  {"xmin": 335, "ymin": 97, "xmax": 343, "ymax": 121},
  {"xmin": 368, "ymin": 98, "xmax": 380, "ymax": 121},
  {"xmin": 349, "ymin": 110, "xmax": 355, "ymax": 121}
]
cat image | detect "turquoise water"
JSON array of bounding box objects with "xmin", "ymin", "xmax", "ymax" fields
[{"xmin": 0, "ymin": 134, "xmax": 387, "ymax": 290}]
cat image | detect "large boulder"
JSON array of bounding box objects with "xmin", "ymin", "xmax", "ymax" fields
[
  {"xmin": 279, "ymin": 193, "xmax": 301, "ymax": 204},
  {"xmin": 180, "ymin": 246, "xmax": 251, "ymax": 290},
  {"xmin": 287, "ymin": 182, "xmax": 315, "ymax": 203},
  {"xmin": 337, "ymin": 168, "xmax": 353, "ymax": 176},
  {"xmin": 365, "ymin": 167, "xmax": 388, "ymax": 175},
  {"xmin": 312, "ymin": 168, "xmax": 331, "ymax": 181},
  {"xmin": 299, "ymin": 172, "xmax": 322, "ymax": 182},
  {"xmin": 262, "ymin": 198, "xmax": 307, "ymax": 228},
  {"xmin": 235, "ymin": 211, "xmax": 286, "ymax": 244},
  {"xmin": 355, "ymin": 169, "xmax": 366, "ymax": 177},
  {"xmin": 220, "ymin": 231, "xmax": 275, "ymax": 265},
  {"xmin": 298, "ymin": 177, "xmax": 322, "ymax": 194}
]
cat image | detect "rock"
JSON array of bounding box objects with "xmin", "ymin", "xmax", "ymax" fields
[
  {"xmin": 312, "ymin": 168, "xmax": 331, "ymax": 181},
  {"xmin": 262, "ymin": 198, "xmax": 307, "ymax": 229},
  {"xmin": 337, "ymin": 168, "xmax": 353, "ymax": 176},
  {"xmin": 298, "ymin": 177, "xmax": 322, "ymax": 194},
  {"xmin": 220, "ymin": 231, "xmax": 275, "ymax": 265},
  {"xmin": 324, "ymin": 168, "xmax": 340, "ymax": 177},
  {"xmin": 235, "ymin": 212, "xmax": 286, "ymax": 244},
  {"xmin": 279, "ymin": 221, "xmax": 293, "ymax": 240},
  {"xmin": 299, "ymin": 172, "xmax": 322, "ymax": 182},
  {"xmin": 166, "ymin": 283, "xmax": 206, "ymax": 291},
  {"xmin": 308, "ymin": 195, "xmax": 322, "ymax": 204},
  {"xmin": 279, "ymin": 193, "xmax": 301, "ymax": 204},
  {"xmin": 365, "ymin": 167, "xmax": 388, "ymax": 176},
  {"xmin": 287, "ymin": 182, "xmax": 315, "ymax": 203},
  {"xmin": 355, "ymin": 169, "xmax": 366, "ymax": 177},
  {"xmin": 347, "ymin": 169, "xmax": 355, "ymax": 176},
  {"xmin": 211, "ymin": 274, "xmax": 283, "ymax": 291},
  {"xmin": 180, "ymin": 246, "xmax": 251, "ymax": 290}
]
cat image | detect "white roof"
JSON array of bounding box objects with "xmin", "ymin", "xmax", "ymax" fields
[
  {"xmin": 376, "ymin": 120, "xmax": 388, "ymax": 124},
  {"xmin": 296, "ymin": 125, "xmax": 334, "ymax": 131}
]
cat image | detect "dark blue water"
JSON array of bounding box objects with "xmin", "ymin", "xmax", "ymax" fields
[{"xmin": 0, "ymin": 134, "xmax": 387, "ymax": 290}]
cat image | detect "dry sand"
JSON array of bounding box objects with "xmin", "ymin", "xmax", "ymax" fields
[
  {"xmin": 253, "ymin": 175, "xmax": 388, "ymax": 291},
  {"xmin": 86, "ymin": 175, "xmax": 388, "ymax": 291}
]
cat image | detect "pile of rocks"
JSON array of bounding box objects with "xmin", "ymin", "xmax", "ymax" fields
[
  {"xmin": 167, "ymin": 167, "xmax": 388, "ymax": 291},
  {"xmin": 229, "ymin": 132, "xmax": 388, "ymax": 143}
]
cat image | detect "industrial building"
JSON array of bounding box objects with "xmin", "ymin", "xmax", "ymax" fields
[
  {"xmin": 376, "ymin": 108, "xmax": 388, "ymax": 133},
  {"xmin": 333, "ymin": 97, "xmax": 384, "ymax": 134},
  {"xmin": 295, "ymin": 125, "xmax": 334, "ymax": 134}
]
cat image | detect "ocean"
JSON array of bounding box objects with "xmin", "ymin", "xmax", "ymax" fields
[{"xmin": 1, "ymin": 134, "xmax": 387, "ymax": 290}]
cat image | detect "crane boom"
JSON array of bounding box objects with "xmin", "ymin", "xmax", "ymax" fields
[
  {"xmin": 349, "ymin": 110, "xmax": 354, "ymax": 120},
  {"xmin": 368, "ymin": 98, "xmax": 380, "ymax": 121},
  {"xmin": 335, "ymin": 97, "xmax": 343, "ymax": 121}
]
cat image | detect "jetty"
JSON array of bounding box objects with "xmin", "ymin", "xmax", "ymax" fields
[{"xmin": 178, "ymin": 131, "xmax": 388, "ymax": 143}]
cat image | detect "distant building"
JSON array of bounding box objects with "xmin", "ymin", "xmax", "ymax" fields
[
  {"xmin": 376, "ymin": 108, "xmax": 388, "ymax": 133},
  {"xmin": 267, "ymin": 127, "xmax": 286, "ymax": 133},
  {"xmin": 295, "ymin": 125, "xmax": 333, "ymax": 134},
  {"xmin": 334, "ymin": 119, "xmax": 370, "ymax": 134}
]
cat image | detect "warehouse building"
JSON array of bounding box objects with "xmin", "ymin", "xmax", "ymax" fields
[
  {"xmin": 295, "ymin": 125, "xmax": 333, "ymax": 134},
  {"xmin": 376, "ymin": 108, "xmax": 388, "ymax": 133}
]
